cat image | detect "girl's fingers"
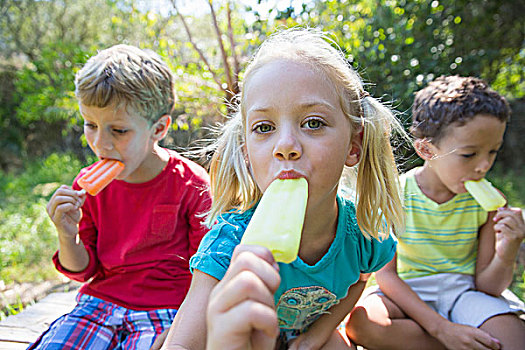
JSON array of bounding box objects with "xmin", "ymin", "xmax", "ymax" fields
[
  {"xmin": 207, "ymin": 247, "xmax": 281, "ymax": 349},
  {"xmin": 237, "ymin": 300, "xmax": 279, "ymax": 338},
  {"xmin": 211, "ymin": 298, "xmax": 279, "ymax": 340},
  {"xmin": 225, "ymin": 249, "xmax": 281, "ymax": 293},
  {"xmin": 211, "ymin": 269, "xmax": 277, "ymax": 314},
  {"xmin": 231, "ymin": 244, "xmax": 278, "ymax": 270}
]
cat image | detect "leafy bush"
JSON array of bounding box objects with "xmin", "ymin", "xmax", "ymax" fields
[{"xmin": 0, "ymin": 153, "xmax": 92, "ymax": 284}]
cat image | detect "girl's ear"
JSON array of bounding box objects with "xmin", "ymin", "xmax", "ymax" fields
[
  {"xmin": 414, "ymin": 139, "xmax": 435, "ymax": 160},
  {"xmin": 152, "ymin": 115, "xmax": 172, "ymax": 141},
  {"xmin": 345, "ymin": 130, "xmax": 363, "ymax": 167}
]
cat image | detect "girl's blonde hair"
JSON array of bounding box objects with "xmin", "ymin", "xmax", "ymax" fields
[{"xmin": 206, "ymin": 28, "xmax": 406, "ymax": 240}]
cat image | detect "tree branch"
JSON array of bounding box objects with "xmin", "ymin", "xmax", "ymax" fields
[
  {"xmin": 169, "ymin": 0, "xmax": 227, "ymax": 95},
  {"xmin": 226, "ymin": 1, "xmax": 240, "ymax": 94},
  {"xmin": 207, "ymin": 0, "xmax": 234, "ymax": 98}
]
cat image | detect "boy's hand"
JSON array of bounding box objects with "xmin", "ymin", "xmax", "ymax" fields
[
  {"xmin": 206, "ymin": 245, "xmax": 281, "ymax": 350},
  {"xmin": 493, "ymin": 207, "xmax": 525, "ymax": 263},
  {"xmin": 46, "ymin": 185, "xmax": 86, "ymax": 241},
  {"xmin": 435, "ymin": 320, "xmax": 501, "ymax": 350}
]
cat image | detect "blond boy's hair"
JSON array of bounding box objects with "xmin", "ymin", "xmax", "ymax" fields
[
  {"xmin": 206, "ymin": 28, "xmax": 406, "ymax": 239},
  {"xmin": 75, "ymin": 44, "xmax": 175, "ymax": 124}
]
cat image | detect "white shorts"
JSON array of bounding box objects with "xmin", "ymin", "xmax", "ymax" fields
[{"xmin": 364, "ymin": 273, "xmax": 524, "ymax": 327}]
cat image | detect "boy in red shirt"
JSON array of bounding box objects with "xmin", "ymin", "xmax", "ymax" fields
[{"xmin": 30, "ymin": 45, "xmax": 211, "ymax": 349}]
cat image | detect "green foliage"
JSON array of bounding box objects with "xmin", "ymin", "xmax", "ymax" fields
[
  {"xmin": 0, "ymin": 297, "xmax": 24, "ymax": 321},
  {"xmin": 489, "ymin": 166, "xmax": 525, "ymax": 300},
  {"xmin": 489, "ymin": 166, "xmax": 525, "ymax": 209},
  {"xmin": 285, "ymin": 0, "xmax": 524, "ymax": 115},
  {"xmin": 0, "ymin": 153, "xmax": 90, "ymax": 285},
  {"xmin": 511, "ymin": 265, "xmax": 525, "ymax": 303},
  {"xmin": 0, "ymin": 67, "xmax": 25, "ymax": 170},
  {"xmin": 14, "ymin": 42, "xmax": 90, "ymax": 126}
]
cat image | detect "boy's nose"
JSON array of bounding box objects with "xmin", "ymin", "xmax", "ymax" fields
[
  {"xmin": 273, "ymin": 129, "xmax": 302, "ymax": 161},
  {"xmin": 475, "ymin": 158, "xmax": 493, "ymax": 174},
  {"xmin": 93, "ymin": 130, "xmax": 113, "ymax": 152}
]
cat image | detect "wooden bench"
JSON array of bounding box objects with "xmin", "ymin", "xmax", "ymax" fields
[
  {"xmin": 0, "ymin": 290, "xmax": 77, "ymax": 349},
  {"xmin": 0, "ymin": 288, "xmax": 522, "ymax": 350}
]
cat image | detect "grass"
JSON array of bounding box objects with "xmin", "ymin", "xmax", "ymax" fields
[
  {"xmin": 0, "ymin": 154, "xmax": 523, "ymax": 318},
  {"xmin": 0, "ymin": 153, "xmax": 92, "ymax": 286},
  {"xmin": 0, "ymin": 153, "xmax": 93, "ymax": 319},
  {"xmin": 0, "ymin": 296, "xmax": 24, "ymax": 320}
]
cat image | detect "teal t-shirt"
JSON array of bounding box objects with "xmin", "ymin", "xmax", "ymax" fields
[{"xmin": 190, "ymin": 195, "xmax": 397, "ymax": 332}]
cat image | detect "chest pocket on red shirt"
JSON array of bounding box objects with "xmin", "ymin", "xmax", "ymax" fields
[
  {"xmin": 118, "ymin": 204, "xmax": 182, "ymax": 263},
  {"xmin": 151, "ymin": 204, "xmax": 181, "ymax": 243}
]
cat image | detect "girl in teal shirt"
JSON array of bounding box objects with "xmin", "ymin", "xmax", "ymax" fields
[{"xmin": 161, "ymin": 28, "xmax": 407, "ymax": 350}]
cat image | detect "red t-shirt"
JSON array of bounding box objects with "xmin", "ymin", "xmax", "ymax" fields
[{"xmin": 53, "ymin": 149, "xmax": 211, "ymax": 310}]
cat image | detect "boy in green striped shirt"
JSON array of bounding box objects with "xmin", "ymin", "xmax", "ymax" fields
[{"xmin": 346, "ymin": 76, "xmax": 525, "ymax": 350}]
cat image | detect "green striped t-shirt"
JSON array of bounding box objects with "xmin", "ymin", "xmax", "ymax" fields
[{"xmin": 397, "ymin": 168, "xmax": 488, "ymax": 280}]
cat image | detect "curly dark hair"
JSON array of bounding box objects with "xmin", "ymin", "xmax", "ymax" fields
[{"xmin": 411, "ymin": 76, "xmax": 510, "ymax": 144}]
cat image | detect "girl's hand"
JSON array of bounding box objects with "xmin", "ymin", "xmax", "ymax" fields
[
  {"xmin": 206, "ymin": 245, "xmax": 281, "ymax": 350},
  {"xmin": 46, "ymin": 185, "xmax": 86, "ymax": 240},
  {"xmin": 493, "ymin": 207, "xmax": 525, "ymax": 263},
  {"xmin": 434, "ymin": 320, "xmax": 501, "ymax": 350},
  {"xmin": 288, "ymin": 333, "xmax": 322, "ymax": 350}
]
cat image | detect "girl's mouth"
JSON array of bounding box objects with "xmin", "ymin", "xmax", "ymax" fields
[{"xmin": 277, "ymin": 170, "xmax": 304, "ymax": 180}]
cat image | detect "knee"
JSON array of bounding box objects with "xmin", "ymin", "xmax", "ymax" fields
[{"xmin": 345, "ymin": 306, "xmax": 373, "ymax": 345}]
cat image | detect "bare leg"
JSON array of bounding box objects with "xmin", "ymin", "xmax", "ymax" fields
[
  {"xmin": 479, "ymin": 313, "xmax": 525, "ymax": 350},
  {"xmin": 346, "ymin": 294, "xmax": 445, "ymax": 350},
  {"xmin": 150, "ymin": 329, "xmax": 168, "ymax": 350}
]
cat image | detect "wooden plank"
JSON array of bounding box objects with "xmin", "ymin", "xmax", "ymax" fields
[
  {"xmin": 0, "ymin": 291, "xmax": 77, "ymax": 347},
  {"xmin": 0, "ymin": 340, "xmax": 28, "ymax": 350}
]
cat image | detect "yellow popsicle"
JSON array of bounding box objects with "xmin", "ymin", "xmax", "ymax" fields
[
  {"xmin": 241, "ymin": 178, "xmax": 308, "ymax": 263},
  {"xmin": 465, "ymin": 178, "xmax": 506, "ymax": 211}
]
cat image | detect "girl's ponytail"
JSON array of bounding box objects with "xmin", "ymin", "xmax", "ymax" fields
[
  {"xmin": 205, "ymin": 112, "xmax": 260, "ymax": 227},
  {"xmin": 355, "ymin": 96, "xmax": 405, "ymax": 239}
]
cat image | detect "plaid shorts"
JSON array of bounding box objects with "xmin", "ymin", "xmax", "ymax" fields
[{"xmin": 28, "ymin": 293, "xmax": 177, "ymax": 350}]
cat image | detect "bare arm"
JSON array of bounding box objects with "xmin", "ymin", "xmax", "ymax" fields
[
  {"xmin": 46, "ymin": 185, "xmax": 89, "ymax": 271},
  {"xmin": 161, "ymin": 270, "xmax": 219, "ymax": 350},
  {"xmin": 476, "ymin": 207, "xmax": 525, "ymax": 296},
  {"xmin": 377, "ymin": 254, "xmax": 500, "ymax": 350}
]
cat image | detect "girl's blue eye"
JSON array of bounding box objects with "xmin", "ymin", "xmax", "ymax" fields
[
  {"xmin": 84, "ymin": 123, "xmax": 96, "ymax": 129},
  {"xmin": 254, "ymin": 123, "xmax": 274, "ymax": 133},
  {"xmin": 113, "ymin": 129, "xmax": 128, "ymax": 134},
  {"xmin": 303, "ymin": 118, "xmax": 324, "ymax": 129}
]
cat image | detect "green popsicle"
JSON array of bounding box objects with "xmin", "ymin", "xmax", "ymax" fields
[
  {"xmin": 465, "ymin": 178, "xmax": 506, "ymax": 211},
  {"xmin": 241, "ymin": 178, "xmax": 308, "ymax": 263}
]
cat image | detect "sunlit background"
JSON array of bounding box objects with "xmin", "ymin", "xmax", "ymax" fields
[{"xmin": 1, "ymin": 0, "xmax": 523, "ymax": 318}]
